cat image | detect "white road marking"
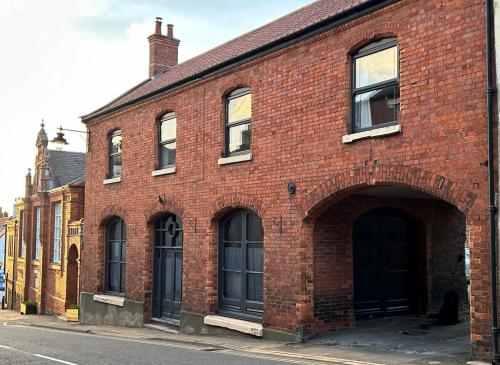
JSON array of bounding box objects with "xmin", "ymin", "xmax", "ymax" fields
[
  {"xmin": 0, "ymin": 341, "xmax": 79, "ymax": 364},
  {"xmin": 34, "ymin": 354, "xmax": 79, "ymax": 365}
]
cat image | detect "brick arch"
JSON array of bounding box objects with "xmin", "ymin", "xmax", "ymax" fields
[
  {"xmin": 144, "ymin": 198, "xmax": 185, "ymax": 225},
  {"xmin": 208, "ymin": 193, "xmax": 265, "ymax": 222},
  {"xmin": 98, "ymin": 205, "xmax": 129, "ymax": 226},
  {"xmin": 340, "ymin": 22, "xmax": 401, "ymax": 54},
  {"xmin": 301, "ymin": 165, "xmax": 477, "ymax": 220}
]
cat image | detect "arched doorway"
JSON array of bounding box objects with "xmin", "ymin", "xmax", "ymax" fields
[
  {"xmin": 353, "ymin": 208, "xmax": 417, "ymax": 319},
  {"xmin": 66, "ymin": 244, "xmax": 79, "ymax": 308},
  {"xmin": 152, "ymin": 214, "xmax": 183, "ymax": 321},
  {"xmin": 219, "ymin": 210, "xmax": 264, "ymax": 322}
]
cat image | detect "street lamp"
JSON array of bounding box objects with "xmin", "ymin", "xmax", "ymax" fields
[{"xmin": 51, "ymin": 126, "xmax": 89, "ymax": 147}]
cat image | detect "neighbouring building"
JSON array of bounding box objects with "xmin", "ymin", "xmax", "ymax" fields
[
  {"xmin": 80, "ymin": 0, "xmax": 492, "ymax": 360},
  {"xmin": 4, "ymin": 123, "xmax": 85, "ymax": 315}
]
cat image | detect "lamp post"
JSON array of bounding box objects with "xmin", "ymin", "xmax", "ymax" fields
[{"xmin": 51, "ymin": 126, "xmax": 89, "ymax": 150}]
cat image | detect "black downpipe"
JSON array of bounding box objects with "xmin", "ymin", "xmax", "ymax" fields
[{"xmin": 486, "ymin": 0, "xmax": 499, "ymax": 363}]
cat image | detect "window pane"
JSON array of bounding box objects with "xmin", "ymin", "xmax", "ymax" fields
[
  {"xmin": 109, "ymin": 220, "xmax": 121, "ymax": 241},
  {"xmin": 228, "ymin": 93, "xmax": 251, "ymax": 124},
  {"xmin": 109, "ymin": 262, "xmax": 119, "ymax": 292},
  {"xmin": 246, "ymin": 273, "xmax": 263, "ymax": 302},
  {"xmin": 224, "ymin": 244, "xmax": 241, "ymax": 270},
  {"xmin": 247, "ymin": 244, "xmax": 263, "ymax": 272},
  {"xmin": 109, "ymin": 241, "xmax": 120, "ymax": 261},
  {"xmin": 224, "ymin": 271, "xmax": 241, "ymax": 300},
  {"xmin": 121, "ymin": 241, "xmax": 126, "ymax": 262},
  {"xmin": 160, "ymin": 117, "xmax": 176, "ymax": 142},
  {"xmin": 228, "ymin": 124, "xmax": 251, "ymax": 154},
  {"xmin": 356, "ymin": 46, "xmax": 397, "ymax": 88},
  {"xmin": 160, "ymin": 142, "xmax": 176, "ymax": 167},
  {"xmin": 247, "ymin": 214, "xmax": 263, "ymax": 242},
  {"xmin": 224, "ymin": 214, "xmax": 242, "ymax": 242},
  {"xmin": 354, "ymin": 85, "xmax": 400, "ymax": 130},
  {"xmin": 120, "ymin": 263, "xmax": 126, "ymax": 293},
  {"xmin": 111, "ymin": 155, "xmax": 122, "ymax": 177},
  {"xmin": 110, "ymin": 133, "xmax": 122, "ymax": 154}
]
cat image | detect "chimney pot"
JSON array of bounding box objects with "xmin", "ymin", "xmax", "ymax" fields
[
  {"xmin": 167, "ymin": 24, "xmax": 174, "ymax": 38},
  {"xmin": 155, "ymin": 17, "xmax": 162, "ymax": 34}
]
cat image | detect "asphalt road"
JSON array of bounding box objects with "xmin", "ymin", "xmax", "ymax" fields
[{"xmin": 0, "ymin": 323, "xmax": 316, "ymax": 365}]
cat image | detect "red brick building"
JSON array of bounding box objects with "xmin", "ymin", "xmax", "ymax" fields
[
  {"xmin": 4, "ymin": 123, "xmax": 85, "ymax": 315},
  {"xmin": 80, "ymin": 0, "xmax": 492, "ymax": 360}
]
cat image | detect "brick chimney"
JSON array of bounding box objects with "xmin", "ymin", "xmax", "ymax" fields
[{"xmin": 148, "ymin": 17, "xmax": 180, "ymax": 78}]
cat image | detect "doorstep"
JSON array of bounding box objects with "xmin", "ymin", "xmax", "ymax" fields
[{"xmin": 204, "ymin": 315, "xmax": 263, "ymax": 337}]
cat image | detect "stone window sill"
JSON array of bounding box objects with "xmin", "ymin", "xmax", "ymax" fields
[
  {"xmin": 103, "ymin": 176, "xmax": 121, "ymax": 185},
  {"xmin": 93, "ymin": 294, "xmax": 125, "ymax": 307},
  {"xmin": 50, "ymin": 263, "xmax": 61, "ymax": 270},
  {"xmin": 152, "ymin": 166, "xmax": 176, "ymax": 177},
  {"xmin": 204, "ymin": 315, "xmax": 263, "ymax": 337},
  {"xmin": 342, "ymin": 124, "xmax": 401, "ymax": 144},
  {"xmin": 218, "ymin": 152, "xmax": 252, "ymax": 166}
]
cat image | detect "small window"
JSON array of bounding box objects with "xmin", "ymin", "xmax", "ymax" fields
[
  {"xmin": 34, "ymin": 207, "xmax": 41, "ymax": 260},
  {"xmin": 109, "ymin": 130, "xmax": 122, "ymax": 178},
  {"xmin": 53, "ymin": 203, "xmax": 62, "ymax": 263},
  {"xmin": 105, "ymin": 218, "xmax": 126, "ymax": 293},
  {"xmin": 225, "ymin": 88, "xmax": 251, "ymax": 156},
  {"xmin": 352, "ymin": 38, "xmax": 399, "ymax": 131},
  {"xmin": 158, "ymin": 113, "xmax": 177, "ymax": 169}
]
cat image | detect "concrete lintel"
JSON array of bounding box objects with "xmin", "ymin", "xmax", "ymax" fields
[
  {"xmin": 103, "ymin": 176, "xmax": 122, "ymax": 185},
  {"xmin": 93, "ymin": 294, "xmax": 125, "ymax": 307},
  {"xmin": 218, "ymin": 152, "xmax": 252, "ymax": 165},
  {"xmin": 204, "ymin": 315, "xmax": 263, "ymax": 337},
  {"xmin": 342, "ymin": 124, "xmax": 401, "ymax": 143},
  {"xmin": 151, "ymin": 166, "xmax": 176, "ymax": 176}
]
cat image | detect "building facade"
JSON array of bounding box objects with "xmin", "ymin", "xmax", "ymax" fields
[
  {"xmin": 80, "ymin": 0, "xmax": 492, "ymax": 360},
  {"xmin": 4, "ymin": 124, "xmax": 85, "ymax": 315}
]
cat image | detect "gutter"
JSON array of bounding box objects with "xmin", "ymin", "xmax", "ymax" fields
[
  {"xmin": 486, "ymin": 0, "xmax": 499, "ymax": 363},
  {"xmin": 82, "ymin": 0, "xmax": 401, "ymax": 123}
]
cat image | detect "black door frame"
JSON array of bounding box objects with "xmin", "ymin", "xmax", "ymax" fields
[
  {"xmin": 218, "ymin": 209, "xmax": 264, "ymax": 322},
  {"xmin": 152, "ymin": 214, "xmax": 183, "ymax": 322}
]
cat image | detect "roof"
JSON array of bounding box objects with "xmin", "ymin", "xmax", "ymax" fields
[
  {"xmin": 82, "ymin": 0, "xmax": 387, "ymax": 122},
  {"xmin": 47, "ymin": 150, "xmax": 86, "ymax": 190}
]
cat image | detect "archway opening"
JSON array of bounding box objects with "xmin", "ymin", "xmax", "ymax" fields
[{"xmin": 310, "ymin": 185, "xmax": 470, "ymax": 361}]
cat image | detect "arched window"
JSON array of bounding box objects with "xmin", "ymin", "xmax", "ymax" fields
[
  {"xmin": 158, "ymin": 113, "xmax": 177, "ymax": 169},
  {"xmin": 219, "ymin": 210, "xmax": 263, "ymax": 321},
  {"xmin": 352, "ymin": 38, "xmax": 399, "ymax": 131},
  {"xmin": 105, "ymin": 218, "xmax": 126, "ymax": 293},
  {"xmin": 225, "ymin": 88, "xmax": 251, "ymax": 156},
  {"xmin": 108, "ymin": 130, "xmax": 122, "ymax": 178}
]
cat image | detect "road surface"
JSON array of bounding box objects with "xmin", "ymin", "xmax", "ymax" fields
[{"xmin": 0, "ymin": 323, "xmax": 320, "ymax": 365}]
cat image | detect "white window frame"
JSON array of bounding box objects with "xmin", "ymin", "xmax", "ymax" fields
[
  {"xmin": 35, "ymin": 208, "xmax": 41, "ymax": 260},
  {"xmin": 53, "ymin": 203, "xmax": 62, "ymax": 263}
]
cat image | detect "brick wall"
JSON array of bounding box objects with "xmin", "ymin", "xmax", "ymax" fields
[{"xmin": 82, "ymin": 0, "xmax": 491, "ymax": 359}]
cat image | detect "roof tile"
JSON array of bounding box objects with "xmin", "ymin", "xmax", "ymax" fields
[{"xmin": 83, "ymin": 0, "xmax": 371, "ymax": 120}]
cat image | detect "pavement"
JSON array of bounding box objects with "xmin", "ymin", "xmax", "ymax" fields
[{"xmin": 0, "ymin": 310, "xmax": 482, "ymax": 365}]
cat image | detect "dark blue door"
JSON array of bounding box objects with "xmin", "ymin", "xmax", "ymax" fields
[{"xmin": 153, "ymin": 215, "xmax": 183, "ymax": 321}]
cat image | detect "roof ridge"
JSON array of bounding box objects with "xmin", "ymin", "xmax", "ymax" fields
[
  {"xmin": 82, "ymin": 0, "xmax": 377, "ymax": 122},
  {"xmin": 170, "ymin": 0, "xmax": 319, "ymax": 71}
]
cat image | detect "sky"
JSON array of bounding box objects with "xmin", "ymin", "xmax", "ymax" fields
[{"xmin": 0, "ymin": 0, "xmax": 313, "ymax": 215}]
